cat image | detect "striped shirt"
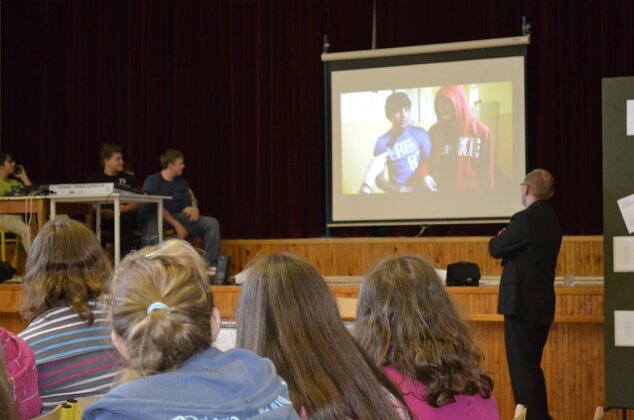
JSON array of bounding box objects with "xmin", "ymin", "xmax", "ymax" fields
[{"xmin": 18, "ymin": 301, "xmax": 119, "ymax": 411}]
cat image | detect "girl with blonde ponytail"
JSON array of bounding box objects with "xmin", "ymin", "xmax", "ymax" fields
[{"xmin": 84, "ymin": 239, "xmax": 298, "ymax": 420}]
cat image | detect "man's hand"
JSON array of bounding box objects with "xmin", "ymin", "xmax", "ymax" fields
[
  {"xmin": 100, "ymin": 209, "xmax": 115, "ymax": 219},
  {"xmin": 14, "ymin": 165, "xmax": 32, "ymax": 186},
  {"xmin": 173, "ymin": 221, "xmax": 188, "ymax": 239},
  {"xmin": 121, "ymin": 202, "xmax": 139, "ymax": 213},
  {"xmin": 94, "ymin": 205, "xmax": 132, "ymax": 219},
  {"xmin": 424, "ymin": 175, "xmax": 438, "ymax": 192},
  {"xmin": 182, "ymin": 206, "xmax": 200, "ymax": 222}
]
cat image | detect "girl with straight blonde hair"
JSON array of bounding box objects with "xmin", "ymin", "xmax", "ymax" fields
[
  {"xmin": 354, "ymin": 256, "xmax": 499, "ymax": 419},
  {"xmin": 236, "ymin": 252, "xmax": 409, "ymax": 420},
  {"xmin": 83, "ymin": 239, "xmax": 297, "ymax": 419}
]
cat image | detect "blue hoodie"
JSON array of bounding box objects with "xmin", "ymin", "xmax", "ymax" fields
[{"xmin": 82, "ymin": 347, "xmax": 299, "ymax": 420}]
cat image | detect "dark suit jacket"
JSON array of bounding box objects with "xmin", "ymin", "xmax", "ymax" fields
[{"xmin": 489, "ymin": 200, "xmax": 562, "ymax": 324}]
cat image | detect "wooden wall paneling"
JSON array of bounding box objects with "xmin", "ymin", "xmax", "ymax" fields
[
  {"xmin": 469, "ymin": 322, "xmax": 511, "ymax": 416},
  {"xmin": 210, "ymin": 285, "xmax": 241, "ymax": 320},
  {"xmin": 221, "ymin": 236, "xmax": 604, "ymax": 278},
  {"xmin": 557, "ymin": 236, "xmax": 604, "ymax": 277},
  {"xmin": 0, "ymin": 314, "xmax": 27, "ymax": 334},
  {"xmin": 0, "ymin": 284, "xmax": 28, "ymax": 333}
]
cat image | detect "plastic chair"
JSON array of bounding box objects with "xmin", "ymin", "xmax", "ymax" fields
[
  {"xmin": 34, "ymin": 396, "xmax": 100, "ymax": 419},
  {"xmin": 513, "ymin": 404, "xmax": 527, "ymax": 420},
  {"xmin": 0, "ymin": 229, "xmax": 21, "ymax": 267}
]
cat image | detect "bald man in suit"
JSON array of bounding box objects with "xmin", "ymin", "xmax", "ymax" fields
[{"xmin": 489, "ymin": 169, "xmax": 562, "ymax": 420}]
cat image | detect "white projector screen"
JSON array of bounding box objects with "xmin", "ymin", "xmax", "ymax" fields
[{"xmin": 323, "ymin": 37, "xmax": 529, "ymax": 226}]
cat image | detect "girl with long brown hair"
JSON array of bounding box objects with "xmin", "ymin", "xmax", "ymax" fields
[
  {"xmin": 236, "ymin": 252, "xmax": 409, "ymax": 420},
  {"xmin": 354, "ymin": 256, "xmax": 499, "ymax": 419}
]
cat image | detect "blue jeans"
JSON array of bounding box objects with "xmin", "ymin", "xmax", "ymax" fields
[{"xmin": 139, "ymin": 212, "xmax": 220, "ymax": 266}]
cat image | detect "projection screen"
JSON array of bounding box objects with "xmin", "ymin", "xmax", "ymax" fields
[{"xmin": 323, "ymin": 36, "xmax": 530, "ymax": 227}]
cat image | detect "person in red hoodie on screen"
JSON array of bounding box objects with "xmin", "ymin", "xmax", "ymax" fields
[{"xmin": 427, "ymin": 85, "xmax": 494, "ymax": 192}]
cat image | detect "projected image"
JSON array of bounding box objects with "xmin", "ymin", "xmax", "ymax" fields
[
  {"xmin": 327, "ymin": 52, "xmax": 526, "ymax": 225},
  {"xmin": 342, "ymin": 82, "xmax": 512, "ymax": 195}
]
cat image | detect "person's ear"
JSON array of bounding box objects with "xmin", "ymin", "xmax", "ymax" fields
[
  {"xmin": 111, "ymin": 330, "xmax": 131, "ymax": 361},
  {"xmin": 210, "ymin": 307, "xmax": 221, "ymax": 342}
]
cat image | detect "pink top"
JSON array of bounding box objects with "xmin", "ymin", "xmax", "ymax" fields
[
  {"xmin": 384, "ymin": 366, "xmax": 499, "ymax": 420},
  {"xmin": 0, "ymin": 328, "xmax": 42, "ymax": 419}
]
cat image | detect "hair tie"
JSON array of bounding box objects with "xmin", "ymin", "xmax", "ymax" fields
[{"xmin": 147, "ymin": 302, "xmax": 169, "ymax": 315}]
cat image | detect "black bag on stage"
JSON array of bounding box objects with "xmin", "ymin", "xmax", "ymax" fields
[
  {"xmin": 0, "ymin": 261, "xmax": 17, "ymax": 283},
  {"xmin": 446, "ymin": 262, "xmax": 480, "ymax": 286}
]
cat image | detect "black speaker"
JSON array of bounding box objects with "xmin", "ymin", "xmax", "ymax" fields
[
  {"xmin": 0, "ymin": 262, "xmax": 17, "ymax": 283},
  {"xmin": 446, "ymin": 261, "xmax": 480, "ymax": 286},
  {"xmin": 212, "ymin": 255, "xmax": 231, "ymax": 285}
]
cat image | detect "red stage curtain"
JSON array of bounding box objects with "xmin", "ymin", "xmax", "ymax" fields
[{"xmin": 2, "ymin": 1, "xmax": 633, "ymax": 238}]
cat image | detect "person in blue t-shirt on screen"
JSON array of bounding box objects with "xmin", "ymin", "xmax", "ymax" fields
[{"xmin": 360, "ymin": 92, "xmax": 437, "ymax": 194}]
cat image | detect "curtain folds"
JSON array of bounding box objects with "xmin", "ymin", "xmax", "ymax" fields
[{"xmin": 2, "ymin": 0, "xmax": 632, "ymax": 238}]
